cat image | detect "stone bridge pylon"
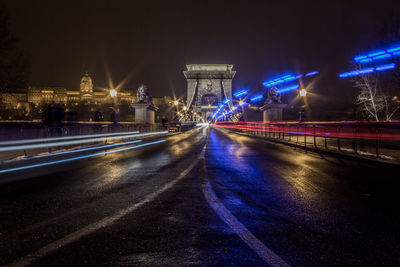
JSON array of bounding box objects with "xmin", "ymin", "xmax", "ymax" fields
[{"xmin": 183, "ymin": 64, "xmax": 235, "ymax": 121}]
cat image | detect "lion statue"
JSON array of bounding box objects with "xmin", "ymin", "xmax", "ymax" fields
[
  {"xmin": 265, "ymin": 87, "xmax": 281, "ymax": 105},
  {"xmin": 136, "ymin": 84, "xmax": 153, "ymax": 105}
]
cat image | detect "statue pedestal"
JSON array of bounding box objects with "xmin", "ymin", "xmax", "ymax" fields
[
  {"xmin": 132, "ymin": 103, "xmax": 156, "ymax": 124},
  {"xmin": 261, "ymin": 104, "xmax": 287, "ymax": 122}
]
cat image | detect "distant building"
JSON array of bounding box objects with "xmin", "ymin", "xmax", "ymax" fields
[{"xmin": 0, "ymin": 73, "xmax": 172, "ymax": 121}]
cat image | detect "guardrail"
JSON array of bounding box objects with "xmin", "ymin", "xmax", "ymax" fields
[
  {"xmin": 167, "ymin": 122, "xmax": 197, "ymax": 133},
  {"xmin": 212, "ymin": 121, "xmax": 400, "ymax": 161}
]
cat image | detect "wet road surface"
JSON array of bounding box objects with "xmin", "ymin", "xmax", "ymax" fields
[{"xmin": 1, "ymin": 125, "xmax": 400, "ymax": 266}]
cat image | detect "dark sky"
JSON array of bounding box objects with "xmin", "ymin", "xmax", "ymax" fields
[{"xmin": 3, "ymin": 0, "xmax": 400, "ymax": 114}]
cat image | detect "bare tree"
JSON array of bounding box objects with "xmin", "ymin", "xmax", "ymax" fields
[
  {"xmin": 382, "ymin": 94, "xmax": 399, "ymax": 121},
  {"xmin": 354, "ymin": 68, "xmax": 399, "ymax": 121},
  {"xmin": 354, "ymin": 71, "xmax": 382, "ymax": 121}
]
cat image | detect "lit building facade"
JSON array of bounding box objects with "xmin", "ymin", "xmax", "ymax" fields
[{"xmin": 0, "ymin": 73, "xmax": 172, "ymax": 121}]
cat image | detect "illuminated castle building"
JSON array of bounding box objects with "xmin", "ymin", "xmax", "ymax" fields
[
  {"xmin": 22, "ymin": 73, "xmax": 136, "ymax": 106},
  {"xmin": 0, "ymin": 73, "xmax": 171, "ymax": 120}
]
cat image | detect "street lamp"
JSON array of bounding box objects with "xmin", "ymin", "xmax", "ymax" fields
[
  {"xmin": 109, "ymin": 89, "xmax": 117, "ymax": 97},
  {"xmin": 173, "ymin": 100, "xmax": 179, "ymax": 106},
  {"xmin": 298, "ymin": 88, "xmax": 307, "ymax": 121},
  {"xmin": 183, "ymin": 106, "xmax": 187, "ymax": 111}
]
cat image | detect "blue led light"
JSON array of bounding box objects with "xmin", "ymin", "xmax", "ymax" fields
[
  {"xmin": 360, "ymin": 58, "xmax": 372, "ymax": 63},
  {"xmin": 304, "ymin": 71, "xmax": 319, "ymax": 77},
  {"xmin": 339, "ymin": 63, "xmax": 396, "ymax": 78},
  {"xmin": 339, "ymin": 70, "xmax": 359, "ymax": 78},
  {"xmin": 387, "ymin": 46, "xmax": 400, "ymax": 53},
  {"xmin": 359, "ymin": 68, "xmax": 374, "ymax": 74},
  {"xmin": 224, "ymin": 99, "xmax": 230, "ymax": 104},
  {"xmin": 354, "ymin": 55, "xmax": 367, "ymax": 61},
  {"xmin": 250, "ymin": 95, "xmax": 263, "ymax": 101},
  {"xmin": 283, "ymin": 76, "xmax": 296, "ymax": 81},
  {"xmin": 263, "ymin": 74, "xmax": 297, "ymax": 87},
  {"xmin": 375, "ymin": 63, "xmax": 396, "ymax": 71},
  {"xmin": 373, "ymin": 54, "xmax": 391, "ymax": 60},
  {"xmin": 276, "ymin": 84, "xmax": 299, "ymax": 93},
  {"xmin": 368, "ymin": 51, "xmax": 386, "ymax": 57},
  {"xmin": 234, "ymin": 90, "xmax": 248, "ymax": 97},
  {"xmin": 295, "ymin": 74, "xmax": 303, "ymax": 79},
  {"xmin": 355, "ymin": 44, "xmax": 400, "ymax": 64}
]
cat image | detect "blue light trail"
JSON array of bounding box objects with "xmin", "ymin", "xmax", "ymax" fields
[
  {"xmin": 234, "ymin": 90, "xmax": 248, "ymax": 97},
  {"xmin": 360, "ymin": 58, "xmax": 372, "ymax": 63},
  {"xmin": 354, "ymin": 44, "xmax": 400, "ymax": 63},
  {"xmin": 375, "ymin": 63, "xmax": 396, "ymax": 71},
  {"xmin": 359, "ymin": 68, "xmax": 374, "ymax": 74},
  {"xmin": 305, "ymin": 71, "xmax": 319, "ymax": 77},
  {"xmin": 339, "ymin": 63, "xmax": 396, "ymax": 78},
  {"xmin": 387, "ymin": 46, "xmax": 400, "ymax": 53},
  {"xmin": 263, "ymin": 70, "xmax": 318, "ymax": 88},
  {"xmin": 0, "ymin": 140, "xmax": 166, "ymax": 174},
  {"xmin": 276, "ymin": 84, "xmax": 299, "ymax": 93},
  {"xmin": 34, "ymin": 140, "xmax": 143, "ymax": 159},
  {"xmin": 373, "ymin": 54, "xmax": 391, "ymax": 60},
  {"xmin": 250, "ymin": 95, "xmax": 263, "ymax": 101},
  {"xmin": 368, "ymin": 51, "xmax": 386, "ymax": 57}
]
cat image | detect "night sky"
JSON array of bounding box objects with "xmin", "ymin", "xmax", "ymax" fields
[{"xmin": 3, "ymin": 0, "xmax": 400, "ymax": 116}]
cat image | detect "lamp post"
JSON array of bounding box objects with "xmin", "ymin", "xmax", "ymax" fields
[{"xmin": 298, "ymin": 88, "xmax": 307, "ymax": 121}]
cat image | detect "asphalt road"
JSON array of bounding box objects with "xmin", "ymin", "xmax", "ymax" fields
[{"xmin": 1, "ymin": 125, "xmax": 400, "ymax": 266}]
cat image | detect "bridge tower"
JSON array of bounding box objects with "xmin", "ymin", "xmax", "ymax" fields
[{"xmin": 183, "ymin": 64, "xmax": 235, "ymax": 121}]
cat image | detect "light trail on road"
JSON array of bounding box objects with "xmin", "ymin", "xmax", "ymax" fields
[
  {"xmin": 31, "ymin": 139, "xmax": 143, "ymax": 159},
  {"xmin": 0, "ymin": 139, "xmax": 166, "ymax": 174},
  {"xmin": 4, "ymin": 139, "xmax": 196, "ymax": 267},
  {"xmin": 212, "ymin": 121, "xmax": 400, "ymax": 141},
  {"xmin": 0, "ymin": 131, "xmax": 168, "ymax": 152},
  {"xmin": 0, "ymin": 131, "xmax": 140, "ymax": 146}
]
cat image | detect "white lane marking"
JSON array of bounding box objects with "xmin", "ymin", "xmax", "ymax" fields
[
  {"xmin": 4, "ymin": 152, "xmax": 202, "ymax": 267},
  {"xmin": 201, "ymin": 156, "xmax": 290, "ymax": 266}
]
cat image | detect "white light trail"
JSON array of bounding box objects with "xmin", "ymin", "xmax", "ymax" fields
[
  {"xmin": 0, "ymin": 131, "xmax": 168, "ymax": 152},
  {"xmin": 0, "ymin": 140, "xmax": 166, "ymax": 174},
  {"xmin": 0, "ymin": 131, "xmax": 140, "ymax": 146},
  {"xmin": 33, "ymin": 139, "xmax": 143, "ymax": 159}
]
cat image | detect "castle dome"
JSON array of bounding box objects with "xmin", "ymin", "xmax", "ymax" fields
[
  {"xmin": 81, "ymin": 73, "xmax": 92, "ymax": 84},
  {"xmin": 80, "ymin": 72, "xmax": 93, "ymax": 97}
]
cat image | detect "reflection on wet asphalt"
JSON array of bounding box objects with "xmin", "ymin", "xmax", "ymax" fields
[{"xmin": 206, "ymin": 128, "xmax": 400, "ymax": 266}]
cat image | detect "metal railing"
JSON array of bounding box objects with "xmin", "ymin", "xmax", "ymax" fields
[{"xmin": 212, "ymin": 121, "xmax": 400, "ymax": 161}]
